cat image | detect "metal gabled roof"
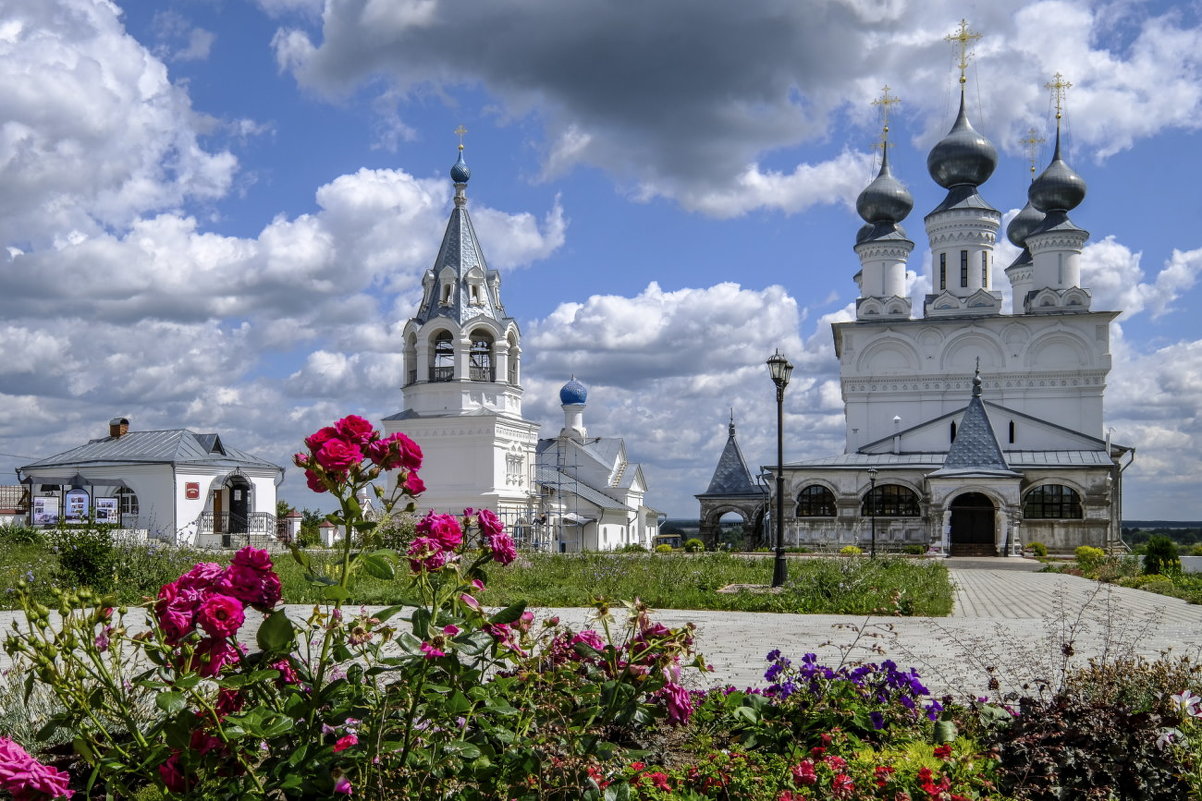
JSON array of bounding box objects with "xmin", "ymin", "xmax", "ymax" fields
[
  {"xmin": 533, "ymin": 464, "xmax": 625, "ymax": 512},
  {"xmin": 698, "ymin": 418, "xmax": 763, "ymax": 497},
  {"xmin": 930, "ymin": 392, "xmax": 1019, "ymax": 476},
  {"xmin": 19, "ymin": 429, "xmax": 283, "ymax": 473}
]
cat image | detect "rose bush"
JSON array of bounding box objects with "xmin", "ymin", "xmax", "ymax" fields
[{"xmin": 4, "ymin": 416, "xmax": 705, "ymax": 800}]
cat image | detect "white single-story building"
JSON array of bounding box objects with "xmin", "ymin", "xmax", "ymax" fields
[{"xmin": 17, "ymin": 417, "xmax": 285, "ymax": 549}]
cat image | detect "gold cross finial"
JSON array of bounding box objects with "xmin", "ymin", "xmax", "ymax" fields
[
  {"xmin": 945, "ymin": 19, "xmax": 982, "ymax": 85},
  {"xmin": 871, "ymin": 85, "xmax": 901, "ymax": 150},
  {"xmin": 454, "ymin": 124, "xmax": 468, "ymax": 151},
  {"xmin": 1020, "ymin": 127, "xmax": 1046, "ymax": 177},
  {"xmin": 1045, "ymin": 73, "xmax": 1072, "ymax": 120}
]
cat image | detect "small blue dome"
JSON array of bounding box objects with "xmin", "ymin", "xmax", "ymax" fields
[
  {"xmin": 559, "ymin": 376, "xmax": 587, "ymax": 406},
  {"xmin": 450, "ymin": 148, "xmax": 471, "ymax": 183}
]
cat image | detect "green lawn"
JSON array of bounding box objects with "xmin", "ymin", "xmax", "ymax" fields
[{"xmin": 0, "ymin": 536, "xmax": 954, "ymax": 616}]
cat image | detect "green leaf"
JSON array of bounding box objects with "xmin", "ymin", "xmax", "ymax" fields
[
  {"xmin": 412, "ymin": 608, "xmax": 432, "ymax": 637},
  {"xmin": 304, "ymin": 571, "xmax": 338, "ymax": 586},
  {"xmin": 446, "ymin": 690, "xmax": 472, "ymax": 715},
  {"xmin": 288, "ymin": 545, "xmax": 312, "ymax": 571},
  {"xmin": 155, "ymin": 691, "xmax": 186, "ymax": 716},
  {"xmin": 323, "ymin": 584, "xmax": 350, "ymax": 602},
  {"xmin": 374, "ymin": 603, "xmax": 409, "ymax": 623},
  {"xmin": 360, "ymin": 552, "xmax": 396, "ymax": 580},
  {"xmin": 443, "ymin": 741, "xmax": 482, "ymax": 760},
  {"xmin": 353, "ymin": 520, "xmax": 377, "ymax": 532},
  {"xmin": 488, "ymin": 601, "xmax": 527, "ymax": 626},
  {"xmin": 257, "ymin": 609, "xmax": 296, "ymax": 653}
]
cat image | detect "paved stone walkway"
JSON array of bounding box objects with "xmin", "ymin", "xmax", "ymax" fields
[{"xmin": 5, "ymin": 558, "xmax": 1201, "ymax": 700}]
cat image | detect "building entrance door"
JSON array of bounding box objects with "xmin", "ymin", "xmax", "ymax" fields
[{"xmin": 949, "ymin": 492, "xmax": 996, "ymax": 556}]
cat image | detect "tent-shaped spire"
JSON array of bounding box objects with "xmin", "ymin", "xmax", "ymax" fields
[
  {"xmin": 934, "ymin": 368, "xmax": 1019, "ymax": 475},
  {"xmin": 701, "ymin": 413, "xmax": 761, "ymax": 495}
]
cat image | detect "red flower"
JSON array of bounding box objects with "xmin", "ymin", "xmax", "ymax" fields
[
  {"xmin": 334, "ymin": 415, "xmax": 376, "ymax": 446},
  {"xmin": 832, "ymin": 773, "xmax": 855, "ymax": 799},
  {"xmin": 646, "ymin": 772, "xmax": 671, "ymax": 791},
  {"xmin": 333, "ymin": 734, "xmax": 358, "ymax": 753},
  {"xmin": 933, "ymin": 743, "xmax": 953, "ymax": 760},
  {"xmin": 403, "ymin": 471, "xmax": 426, "ymax": 495},
  {"xmin": 874, "ymin": 765, "xmax": 896, "ymax": 788},
  {"xmin": 416, "ymin": 511, "xmax": 462, "ymax": 551},
  {"xmin": 315, "ymin": 438, "xmax": 362, "ymax": 474},
  {"xmin": 304, "ymin": 426, "xmax": 338, "ymax": 451},
  {"xmin": 792, "ymin": 759, "xmax": 818, "ymax": 786},
  {"xmin": 367, "ymin": 431, "xmax": 423, "ymax": 471},
  {"xmin": 196, "ymin": 594, "xmax": 245, "ymax": 638}
]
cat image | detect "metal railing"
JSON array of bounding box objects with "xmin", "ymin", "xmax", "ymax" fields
[{"xmin": 197, "ymin": 512, "xmax": 279, "ymax": 549}]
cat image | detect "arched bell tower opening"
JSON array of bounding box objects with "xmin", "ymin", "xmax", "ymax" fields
[{"xmin": 949, "ymin": 492, "xmax": 996, "ymax": 556}]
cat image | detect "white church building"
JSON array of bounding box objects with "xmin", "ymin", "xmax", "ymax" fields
[
  {"xmin": 382, "ymin": 145, "xmax": 657, "ymax": 550},
  {"xmin": 776, "ymin": 75, "xmax": 1132, "ymax": 556}
]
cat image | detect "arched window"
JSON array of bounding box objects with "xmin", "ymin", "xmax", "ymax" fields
[
  {"xmin": 117, "ymin": 487, "xmax": 139, "ymax": 516},
  {"xmin": 404, "ymin": 333, "xmax": 417, "ymax": 386},
  {"xmin": 950, "ymin": 421, "xmax": 957, "ymax": 442},
  {"xmin": 469, "ymin": 331, "xmax": 494, "ymax": 381},
  {"xmin": 1023, "ymin": 484, "xmax": 1083, "ymax": 519},
  {"xmin": 796, "ymin": 485, "xmax": 836, "ymax": 517},
  {"xmin": 431, "ymin": 331, "xmax": 454, "ymax": 382},
  {"xmin": 862, "ymin": 484, "xmax": 920, "ymax": 517}
]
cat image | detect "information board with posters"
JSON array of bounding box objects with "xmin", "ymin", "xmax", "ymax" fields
[
  {"xmin": 32, "ymin": 496, "xmax": 59, "ymax": 527},
  {"xmin": 94, "ymin": 497, "xmax": 119, "ymax": 523},
  {"xmin": 65, "ymin": 489, "xmax": 90, "ymax": 522}
]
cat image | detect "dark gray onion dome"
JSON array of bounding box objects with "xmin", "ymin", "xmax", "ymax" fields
[
  {"xmin": 927, "ymin": 91, "xmax": 998, "ymax": 188},
  {"xmin": 1006, "ymin": 199, "xmax": 1045, "ymax": 247},
  {"xmin": 450, "ymin": 148, "xmax": 471, "ymax": 183},
  {"xmin": 856, "ymin": 221, "xmax": 909, "ymax": 245},
  {"xmin": 1028, "ymin": 130, "xmax": 1085, "ymax": 212},
  {"xmin": 855, "ymin": 145, "xmax": 913, "ymax": 225}
]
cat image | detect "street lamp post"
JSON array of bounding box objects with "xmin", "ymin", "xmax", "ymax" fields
[
  {"xmin": 767, "ymin": 350, "xmax": 793, "ymax": 588},
  {"xmin": 867, "ymin": 467, "xmax": 878, "ymax": 558}
]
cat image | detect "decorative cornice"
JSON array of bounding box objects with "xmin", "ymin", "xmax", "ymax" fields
[{"xmin": 842, "ymin": 371, "xmax": 1108, "ymax": 394}]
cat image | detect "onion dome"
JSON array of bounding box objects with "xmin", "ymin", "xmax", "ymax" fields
[
  {"xmin": 1006, "ymin": 199, "xmax": 1045, "ymax": 247},
  {"xmin": 559, "ymin": 376, "xmax": 587, "ymax": 406},
  {"xmin": 856, "ymin": 145, "xmax": 913, "ymax": 225},
  {"xmin": 1028, "ymin": 129, "xmax": 1085, "ymax": 213},
  {"xmin": 450, "ymin": 147, "xmax": 471, "ymax": 184},
  {"xmin": 927, "ymin": 91, "xmax": 997, "ymax": 188}
]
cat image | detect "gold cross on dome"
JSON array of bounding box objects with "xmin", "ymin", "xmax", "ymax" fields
[
  {"xmin": 1020, "ymin": 127, "xmax": 1046, "ymax": 177},
  {"xmin": 872, "ymin": 85, "xmax": 901, "ymax": 149},
  {"xmin": 945, "ymin": 19, "xmax": 983, "ymax": 85},
  {"xmin": 454, "ymin": 124, "xmax": 468, "ymax": 150},
  {"xmin": 1046, "ymin": 73, "xmax": 1072, "ymax": 120}
]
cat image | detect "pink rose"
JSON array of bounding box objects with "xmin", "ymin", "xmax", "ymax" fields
[
  {"xmin": 402, "ymin": 471, "xmax": 426, "ymax": 495},
  {"xmin": 188, "ymin": 637, "xmax": 242, "ymax": 678},
  {"xmin": 366, "ymin": 432, "xmax": 423, "ymax": 471},
  {"xmin": 177, "ymin": 562, "xmax": 225, "ymax": 592},
  {"xmin": 572, "ymin": 630, "xmax": 606, "ymax": 652},
  {"xmin": 159, "ymin": 753, "xmax": 187, "ymax": 793},
  {"xmin": 305, "ymin": 469, "xmax": 328, "ymax": 493},
  {"xmin": 196, "ymin": 594, "xmax": 245, "ymax": 639},
  {"xmin": 218, "ymin": 564, "xmax": 281, "ymax": 612},
  {"xmin": 304, "ymin": 426, "xmax": 338, "ymax": 451},
  {"xmin": 477, "ymin": 508, "xmax": 504, "ymax": 539},
  {"xmin": 415, "ymin": 511, "xmax": 462, "ymax": 551},
  {"xmin": 334, "ymin": 415, "xmax": 376, "ymax": 446},
  {"xmin": 0, "ymin": 736, "xmax": 74, "ymax": 800},
  {"xmin": 292, "ymin": 452, "xmax": 311, "ymax": 469},
  {"xmin": 420, "ymin": 641, "xmax": 445, "ymax": 660},
  {"xmin": 333, "ymin": 777, "xmax": 353, "ymax": 795},
  {"xmin": 406, "ymin": 537, "xmax": 451, "ymax": 573},
  {"xmin": 333, "ymin": 733, "xmax": 359, "ymax": 753},
  {"xmin": 231, "ymin": 546, "xmax": 273, "ymax": 573},
  {"xmin": 657, "ymin": 682, "xmax": 694, "ymax": 725},
  {"xmin": 487, "ymin": 532, "xmax": 517, "ymax": 565},
  {"xmin": 270, "ymin": 658, "xmax": 301, "ymax": 687},
  {"xmin": 215, "ymin": 689, "xmax": 243, "ymax": 718},
  {"xmin": 315, "ymin": 439, "xmax": 362, "ymax": 474}
]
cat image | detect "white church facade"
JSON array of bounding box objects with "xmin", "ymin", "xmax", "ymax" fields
[
  {"xmin": 776, "ymin": 73, "xmax": 1132, "ymax": 556},
  {"xmin": 382, "ymin": 146, "xmax": 658, "ymax": 550}
]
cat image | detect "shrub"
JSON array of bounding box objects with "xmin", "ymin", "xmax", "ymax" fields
[
  {"xmin": 48, "ymin": 524, "xmax": 119, "ymax": 591},
  {"xmin": 1027, "ymin": 541, "xmax": 1049, "ymax": 558},
  {"xmin": 991, "ymin": 692, "xmax": 1191, "ymax": 800},
  {"xmin": 839, "ymin": 545, "xmax": 862, "ymax": 556},
  {"xmin": 903, "ymin": 544, "xmax": 927, "ymax": 555},
  {"xmin": 683, "ymin": 537, "xmax": 705, "ymax": 553},
  {"xmin": 1191, "ymin": 544, "xmax": 1202, "ymax": 557},
  {"xmin": 0, "ymin": 524, "xmax": 45, "ymax": 546},
  {"xmin": 1075, "ymin": 545, "xmax": 1106, "ymax": 573},
  {"xmin": 1144, "ymin": 535, "xmax": 1181, "ymax": 575},
  {"xmin": 654, "ymin": 544, "xmax": 673, "ymax": 554},
  {"xmin": 618, "ymin": 543, "xmax": 647, "ymax": 553}
]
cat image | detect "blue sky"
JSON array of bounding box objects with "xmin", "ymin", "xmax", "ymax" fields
[{"xmin": 0, "ymin": 0, "xmax": 1200, "ymax": 521}]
